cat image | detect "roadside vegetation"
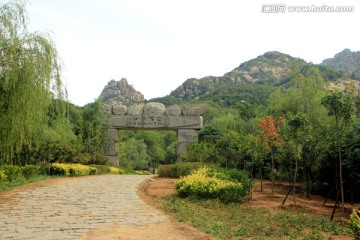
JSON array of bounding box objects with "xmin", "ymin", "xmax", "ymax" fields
[
  {"xmin": 156, "ymin": 163, "xmax": 354, "ymax": 239},
  {"xmin": 0, "ymin": 163, "xmax": 146, "ymax": 192},
  {"xmin": 163, "ymin": 196, "xmax": 351, "ymax": 240}
]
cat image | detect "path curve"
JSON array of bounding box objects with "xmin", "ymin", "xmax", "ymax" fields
[{"xmin": 0, "ymin": 175, "xmax": 167, "ymax": 240}]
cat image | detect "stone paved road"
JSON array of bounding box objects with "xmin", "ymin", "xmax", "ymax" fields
[{"xmin": 0, "ymin": 175, "xmax": 167, "ymax": 240}]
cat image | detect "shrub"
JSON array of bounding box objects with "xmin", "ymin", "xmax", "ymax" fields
[
  {"xmin": 21, "ymin": 165, "xmax": 40, "ymax": 179},
  {"xmin": 209, "ymin": 168, "xmax": 254, "ymax": 197},
  {"xmin": 50, "ymin": 163, "xmax": 97, "ymax": 176},
  {"xmin": 89, "ymin": 165, "xmax": 125, "ymax": 174},
  {"xmin": 90, "ymin": 165, "xmax": 110, "ymax": 174},
  {"xmin": 68, "ymin": 164, "xmax": 97, "ymax": 176},
  {"xmin": 134, "ymin": 170, "xmax": 150, "ymax": 175},
  {"xmin": 158, "ymin": 162, "xmax": 206, "ymax": 178},
  {"xmin": 349, "ymin": 209, "xmax": 360, "ymax": 239},
  {"xmin": 0, "ymin": 170, "xmax": 7, "ymax": 182},
  {"xmin": 109, "ymin": 166, "xmax": 124, "ymax": 174},
  {"xmin": 91, "ymin": 154, "xmax": 108, "ymax": 165},
  {"xmin": 73, "ymin": 153, "xmax": 92, "ymax": 164},
  {"xmin": 158, "ymin": 164, "xmax": 173, "ymax": 177},
  {"xmin": 175, "ymin": 166, "xmax": 252, "ymax": 203},
  {"xmin": 50, "ymin": 163, "xmax": 70, "ymax": 176},
  {"xmin": 0, "ymin": 165, "xmax": 23, "ymax": 181}
]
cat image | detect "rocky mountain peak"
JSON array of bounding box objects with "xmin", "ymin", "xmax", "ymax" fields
[
  {"xmin": 99, "ymin": 78, "xmax": 144, "ymax": 106},
  {"xmin": 321, "ymin": 49, "xmax": 360, "ymax": 78},
  {"xmin": 119, "ymin": 78, "xmax": 128, "ymax": 87},
  {"xmin": 224, "ymin": 51, "xmax": 305, "ymax": 84}
]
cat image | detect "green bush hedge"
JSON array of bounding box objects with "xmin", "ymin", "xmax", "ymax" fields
[
  {"xmin": 209, "ymin": 167, "xmax": 254, "ymax": 197},
  {"xmin": 0, "ymin": 170, "xmax": 7, "ymax": 182},
  {"xmin": 0, "ymin": 165, "xmax": 42, "ymax": 181},
  {"xmin": 22, "ymin": 165, "xmax": 40, "ymax": 179},
  {"xmin": 349, "ymin": 210, "xmax": 360, "ymax": 239},
  {"xmin": 0, "ymin": 165, "xmax": 23, "ymax": 181},
  {"xmin": 175, "ymin": 166, "xmax": 253, "ymax": 203},
  {"xmin": 158, "ymin": 162, "xmax": 206, "ymax": 178}
]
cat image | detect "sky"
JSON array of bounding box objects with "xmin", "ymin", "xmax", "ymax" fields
[{"xmin": 11, "ymin": 0, "xmax": 359, "ymax": 106}]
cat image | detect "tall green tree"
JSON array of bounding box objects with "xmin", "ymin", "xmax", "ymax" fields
[
  {"xmin": 117, "ymin": 138, "xmax": 150, "ymax": 170},
  {"xmin": 0, "ymin": 0, "xmax": 64, "ymax": 163},
  {"xmin": 321, "ymin": 91, "xmax": 354, "ymax": 213},
  {"xmin": 284, "ymin": 113, "xmax": 308, "ymax": 205},
  {"xmin": 268, "ymin": 67, "xmax": 329, "ymax": 197},
  {"xmin": 81, "ymin": 100, "xmax": 108, "ymax": 163}
]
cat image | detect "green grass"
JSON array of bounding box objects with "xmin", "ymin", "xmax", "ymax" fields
[
  {"xmin": 163, "ymin": 196, "xmax": 352, "ymax": 240},
  {"xmin": 0, "ymin": 175, "xmax": 54, "ymax": 192}
]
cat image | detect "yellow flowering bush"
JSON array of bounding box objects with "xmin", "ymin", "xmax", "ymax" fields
[
  {"xmin": 108, "ymin": 166, "xmax": 124, "ymax": 174},
  {"xmin": 51, "ymin": 163, "xmax": 97, "ymax": 176},
  {"xmin": 349, "ymin": 209, "xmax": 360, "ymax": 239},
  {"xmin": 175, "ymin": 166, "xmax": 249, "ymax": 203},
  {"xmin": 134, "ymin": 170, "xmax": 150, "ymax": 175},
  {"xmin": 0, "ymin": 170, "xmax": 7, "ymax": 182}
]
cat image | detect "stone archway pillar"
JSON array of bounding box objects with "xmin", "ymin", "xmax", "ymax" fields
[
  {"xmin": 102, "ymin": 102, "xmax": 206, "ymax": 165},
  {"xmin": 103, "ymin": 128, "xmax": 119, "ymax": 166},
  {"xmin": 177, "ymin": 129, "xmax": 198, "ymax": 160}
]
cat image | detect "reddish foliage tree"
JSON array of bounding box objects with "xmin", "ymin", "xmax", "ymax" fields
[
  {"xmin": 258, "ymin": 116, "xmax": 284, "ymax": 150},
  {"xmin": 258, "ymin": 116, "xmax": 285, "ymax": 195}
]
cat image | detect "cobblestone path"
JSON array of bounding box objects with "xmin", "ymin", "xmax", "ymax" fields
[{"xmin": 0, "ymin": 175, "xmax": 167, "ymax": 240}]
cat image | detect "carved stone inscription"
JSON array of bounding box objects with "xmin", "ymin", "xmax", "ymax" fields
[{"xmin": 126, "ymin": 116, "xmax": 169, "ymax": 128}]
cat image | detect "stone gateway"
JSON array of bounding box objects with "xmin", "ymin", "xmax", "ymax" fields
[{"xmin": 102, "ymin": 102, "xmax": 205, "ymax": 166}]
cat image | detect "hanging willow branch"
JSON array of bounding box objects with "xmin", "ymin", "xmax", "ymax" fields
[{"xmin": 0, "ymin": 0, "xmax": 65, "ymax": 163}]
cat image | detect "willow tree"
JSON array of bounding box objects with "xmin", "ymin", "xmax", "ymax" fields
[{"xmin": 0, "ymin": 0, "xmax": 64, "ymax": 164}]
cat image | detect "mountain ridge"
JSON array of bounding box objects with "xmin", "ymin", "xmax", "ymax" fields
[
  {"xmin": 166, "ymin": 51, "xmax": 348, "ymax": 103},
  {"xmin": 98, "ymin": 50, "xmax": 357, "ymax": 106}
]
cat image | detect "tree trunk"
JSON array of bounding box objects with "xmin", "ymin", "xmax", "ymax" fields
[
  {"xmin": 293, "ymin": 157, "xmax": 298, "ymax": 206},
  {"xmin": 282, "ymin": 184, "xmax": 294, "ymax": 205},
  {"xmin": 336, "ymin": 117, "xmax": 345, "ymax": 213},
  {"xmin": 260, "ymin": 166, "xmax": 263, "ymax": 192},
  {"xmin": 271, "ymin": 148, "xmax": 274, "ymax": 197},
  {"xmin": 339, "ymin": 141, "xmax": 345, "ymax": 213}
]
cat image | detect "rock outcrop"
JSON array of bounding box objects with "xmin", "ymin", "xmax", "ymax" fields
[
  {"xmin": 169, "ymin": 76, "xmax": 219, "ymax": 100},
  {"xmin": 224, "ymin": 51, "xmax": 306, "ymax": 84},
  {"xmin": 99, "ymin": 78, "xmax": 144, "ymax": 106},
  {"xmin": 321, "ymin": 49, "xmax": 360, "ymax": 79}
]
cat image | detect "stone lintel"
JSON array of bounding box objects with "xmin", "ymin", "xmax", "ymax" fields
[{"xmin": 103, "ymin": 115, "xmax": 203, "ymax": 130}]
